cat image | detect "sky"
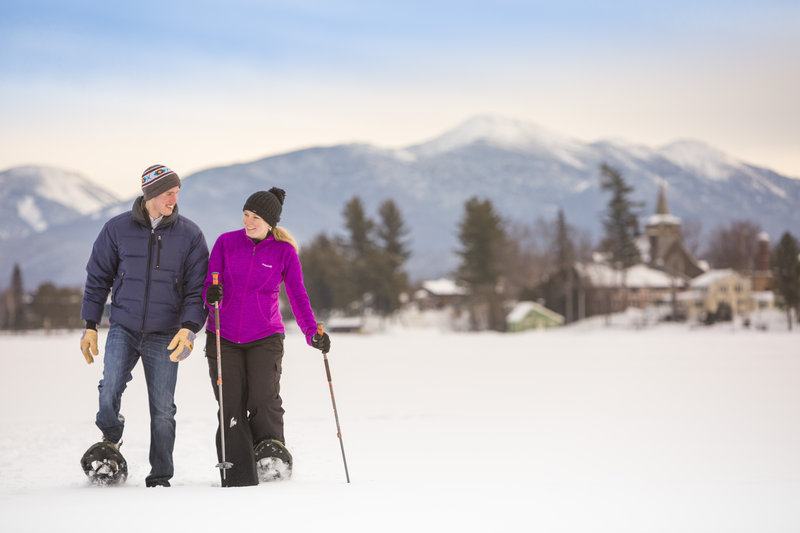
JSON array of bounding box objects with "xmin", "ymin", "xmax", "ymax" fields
[{"xmin": 1, "ymin": 0, "xmax": 799, "ymax": 199}]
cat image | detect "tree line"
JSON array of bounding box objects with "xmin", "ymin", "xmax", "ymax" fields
[
  {"xmin": 1, "ymin": 264, "xmax": 84, "ymax": 331},
  {"xmin": 300, "ymin": 197, "xmax": 411, "ymax": 318},
  {"xmin": 2, "ymin": 164, "xmax": 799, "ymax": 331}
]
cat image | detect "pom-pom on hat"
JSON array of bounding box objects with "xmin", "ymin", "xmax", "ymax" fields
[
  {"xmin": 141, "ymin": 164, "xmax": 181, "ymax": 201},
  {"xmin": 243, "ymin": 187, "xmax": 286, "ymax": 227}
]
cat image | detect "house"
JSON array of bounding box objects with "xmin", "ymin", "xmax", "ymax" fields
[
  {"xmin": 677, "ymin": 269, "xmax": 752, "ymax": 320},
  {"xmin": 506, "ymin": 301, "xmax": 564, "ymax": 332},
  {"xmin": 575, "ymin": 261, "xmax": 686, "ymax": 315},
  {"xmin": 414, "ymin": 278, "xmax": 468, "ymax": 310}
]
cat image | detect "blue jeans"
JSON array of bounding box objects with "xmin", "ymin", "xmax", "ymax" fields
[{"xmin": 96, "ymin": 323, "xmax": 179, "ymax": 486}]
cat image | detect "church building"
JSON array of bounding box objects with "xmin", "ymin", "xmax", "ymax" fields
[{"xmin": 639, "ymin": 185, "xmax": 705, "ymax": 279}]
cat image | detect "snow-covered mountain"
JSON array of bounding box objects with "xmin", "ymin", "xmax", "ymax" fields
[
  {"xmin": 1, "ymin": 115, "xmax": 799, "ymax": 287},
  {"xmin": 0, "ymin": 166, "xmax": 119, "ymax": 239}
]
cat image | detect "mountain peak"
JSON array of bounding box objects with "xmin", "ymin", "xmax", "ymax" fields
[
  {"xmin": 0, "ymin": 165, "xmax": 121, "ymax": 240},
  {"xmin": 1, "ymin": 165, "xmax": 120, "ymax": 214},
  {"xmin": 409, "ymin": 115, "xmax": 582, "ymax": 157}
]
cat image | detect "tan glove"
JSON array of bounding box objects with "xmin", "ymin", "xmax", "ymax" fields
[
  {"xmin": 80, "ymin": 329, "xmax": 99, "ymax": 364},
  {"xmin": 168, "ymin": 328, "xmax": 196, "ymax": 362}
]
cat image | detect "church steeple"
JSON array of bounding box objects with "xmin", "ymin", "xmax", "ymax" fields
[{"xmin": 656, "ymin": 183, "xmax": 670, "ymax": 215}]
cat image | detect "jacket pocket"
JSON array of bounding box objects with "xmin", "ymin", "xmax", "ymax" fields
[
  {"xmin": 256, "ymin": 290, "xmax": 280, "ymax": 323},
  {"xmin": 112, "ymin": 272, "xmax": 125, "ymax": 306}
]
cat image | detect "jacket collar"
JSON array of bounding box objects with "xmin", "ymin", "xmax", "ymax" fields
[
  {"xmin": 238, "ymin": 227, "xmax": 274, "ymax": 246},
  {"xmin": 132, "ymin": 196, "xmax": 179, "ymax": 229}
]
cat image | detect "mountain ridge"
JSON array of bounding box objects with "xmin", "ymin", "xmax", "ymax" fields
[{"xmin": 1, "ymin": 115, "xmax": 798, "ymax": 287}]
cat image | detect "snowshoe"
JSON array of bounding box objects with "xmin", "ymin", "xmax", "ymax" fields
[
  {"xmin": 254, "ymin": 439, "xmax": 292, "ymax": 482},
  {"xmin": 80, "ymin": 441, "xmax": 128, "ymax": 486}
]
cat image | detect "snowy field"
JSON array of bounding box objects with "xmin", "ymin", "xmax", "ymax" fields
[{"xmin": 1, "ymin": 315, "xmax": 799, "ymax": 532}]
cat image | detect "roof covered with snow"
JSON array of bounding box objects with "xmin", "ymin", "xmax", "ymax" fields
[
  {"xmin": 421, "ymin": 278, "xmax": 468, "ymax": 296},
  {"xmin": 689, "ymin": 269, "xmax": 741, "ymax": 288},
  {"xmin": 507, "ymin": 301, "xmax": 564, "ymax": 323},
  {"xmin": 576, "ymin": 262, "xmax": 680, "ymax": 289},
  {"xmin": 645, "ymin": 213, "xmax": 681, "ymax": 226}
]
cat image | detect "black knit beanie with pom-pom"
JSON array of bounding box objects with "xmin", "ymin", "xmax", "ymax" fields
[{"xmin": 243, "ymin": 187, "xmax": 285, "ymax": 227}]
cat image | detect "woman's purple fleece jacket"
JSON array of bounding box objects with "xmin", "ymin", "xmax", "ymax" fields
[{"xmin": 203, "ymin": 229, "xmax": 318, "ymax": 345}]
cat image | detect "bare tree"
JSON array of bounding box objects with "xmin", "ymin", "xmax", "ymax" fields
[
  {"xmin": 681, "ymin": 217, "xmax": 704, "ymax": 257},
  {"xmin": 501, "ymin": 221, "xmax": 552, "ymax": 299},
  {"xmin": 704, "ymin": 220, "xmax": 762, "ymax": 272}
]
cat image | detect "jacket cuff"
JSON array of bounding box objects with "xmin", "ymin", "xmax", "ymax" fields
[
  {"xmin": 182, "ymin": 321, "xmax": 201, "ymax": 334},
  {"xmin": 85, "ymin": 320, "xmax": 98, "ymax": 331}
]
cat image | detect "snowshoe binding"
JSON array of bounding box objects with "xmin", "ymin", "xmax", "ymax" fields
[
  {"xmin": 81, "ymin": 441, "xmax": 128, "ymax": 486},
  {"xmin": 254, "ymin": 439, "xmax": 292, "ymax": 482}
]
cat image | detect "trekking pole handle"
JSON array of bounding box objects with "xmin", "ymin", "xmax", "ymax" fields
[
  {"xmin": 317, "ymin": 324, "xmax": 332, "ymax": 380},
  {"xmin": 317, "ymin": 323, "xmax": 329, "ymax": 355}
]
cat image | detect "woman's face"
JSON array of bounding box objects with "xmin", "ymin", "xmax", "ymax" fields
[{"xmin": 243, "ymin": 210, "xmax": 270, "ymax": 240}]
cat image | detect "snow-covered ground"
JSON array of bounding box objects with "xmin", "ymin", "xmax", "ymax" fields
[{"xmin": 2, "ymin": 315, "xmax": 799, "ymax": 532}]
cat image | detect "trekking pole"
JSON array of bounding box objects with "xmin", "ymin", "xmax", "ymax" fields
[
  {"xmin": 317, "ymin": 324, "xmax": 351, "ymax": 483},
  {"xmin": 212, "ymin": 272, "xmax": 233, "ymax": 479}
]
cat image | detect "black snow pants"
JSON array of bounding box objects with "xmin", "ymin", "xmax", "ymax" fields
[{"xmin": 206, "ymin": 331, "xmax": 285, "ymax": 487}]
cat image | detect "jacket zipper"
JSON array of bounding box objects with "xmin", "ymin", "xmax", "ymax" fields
[
  {"xmin": 156, "ymin": 235, "xmax": 162, "ymax": 269},
  {"xmin": 113, "ymin": 271, "xmax": 126, "ymax": 306},
  {"xmin": 141, "ymin": 227, "xmax": 155, "ymax": 333}
]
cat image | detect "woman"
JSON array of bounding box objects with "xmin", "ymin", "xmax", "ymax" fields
[{"xmin": 203, "ymin": 187, "xmax": 331, "ymax": 487}]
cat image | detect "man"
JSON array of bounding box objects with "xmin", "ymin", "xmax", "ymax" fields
[{"xmin": 79, "ymin": 164, "xmax": 209, "ymax": 487}]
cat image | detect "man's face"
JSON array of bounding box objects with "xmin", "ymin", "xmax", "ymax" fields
[{"xmin": 147, "ymin": 186, "xmax": 180, "ymax": 217}]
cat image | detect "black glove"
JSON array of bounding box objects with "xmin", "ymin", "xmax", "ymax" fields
[
  {"xmin": 207, "ymin": 284, "xmax": 223, "ymax": 305},
  {"xmin": 311, "ymin": 331, "xmax": 331, "ymax": 353}
]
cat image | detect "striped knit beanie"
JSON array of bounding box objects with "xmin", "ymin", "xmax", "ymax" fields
[{"xmin": 141, "ymin": 164, "xmax": 181, "ymax": 201}]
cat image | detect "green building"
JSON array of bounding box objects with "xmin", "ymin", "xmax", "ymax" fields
[{"xmin": 506, "ymin": 301, "xmax": 564, "ymax": 332}]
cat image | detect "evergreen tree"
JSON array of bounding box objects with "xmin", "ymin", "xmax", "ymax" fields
[
  {"xmin": 599, "ymin": 163, "xmax": 642, "ymax": 268},
  {"xmin": 301, "ymin": 198, "xmax": 412, "ymax": 317},
  {"xmin": 342, "ymin": 197, "xmax": 377, "ymax": 309},
  {"xmin": 456, "ymin": 197, "xmax": 507, "ymax": 331},
  {"xmin": 343, "ymin": 197, "xmax": 375, "ymax": 257},
  {"xmin": 0, "ymin": 287, "xmax": 6, "ymax": 329},
  {"xmin": 771, "ymin": 231, "xmax": 800, "ymax": 330},
  {"xmin": 5, "ymin": 264, "xmax": 28, "ymax": 331},
  {"xmin": 372, "ymin": 200, "xmax": 411, "ymax": 315},
  {"xmin": 599, "ymin": 164, "xmax": 642, "ymax": 313},
  {"xmin": 376, "ymin": 200, "xmax": 410, "ymax": 262},
  {"xmin": 555, "ymin": 209, "xmax": 576, "ymax": 323},
  {"xmin": 299, "ymin": 234, "xmax": 357, "ymax": 316}
]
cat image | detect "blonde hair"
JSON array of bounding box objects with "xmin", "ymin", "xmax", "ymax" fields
[{"xmin": 272, "ymin": 226, "xmax": 298, "ymax": 252}]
